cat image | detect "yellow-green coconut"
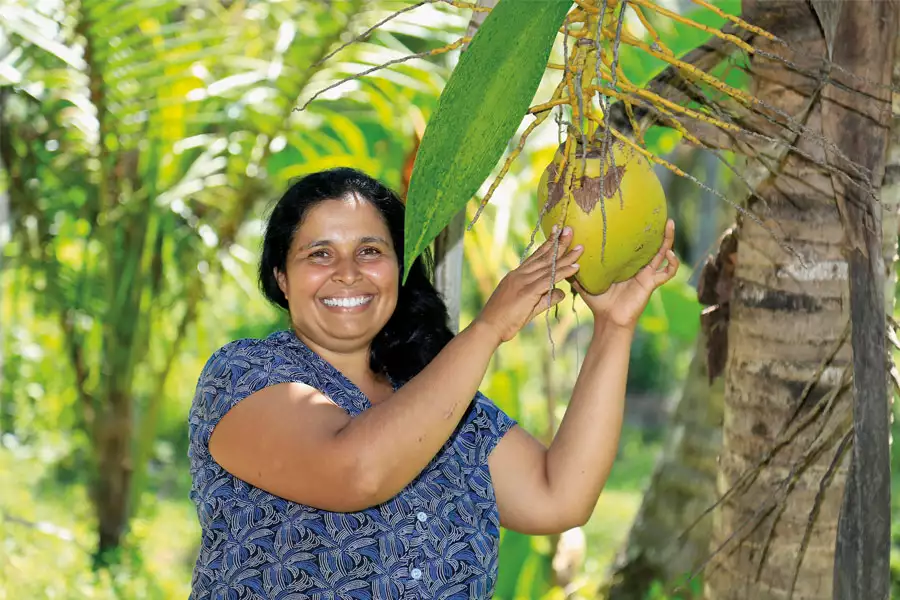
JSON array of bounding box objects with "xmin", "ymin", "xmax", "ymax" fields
[{"xmin": 538, "ymin": 139, "xmax": 667, "ymax": 295}]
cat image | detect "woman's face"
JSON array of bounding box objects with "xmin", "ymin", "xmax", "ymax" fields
[{"xmin": 275, "ymin": 196, "xmax": 399, "ymax": 354}]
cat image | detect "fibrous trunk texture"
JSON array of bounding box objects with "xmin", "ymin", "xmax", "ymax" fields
[{"xmin": 706, "ymin": 2, "xmax": 898, "ymax": 598}]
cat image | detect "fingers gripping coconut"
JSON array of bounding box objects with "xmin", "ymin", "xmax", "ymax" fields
[
  {"xmin": 475, "ymin": 226, "xmax": 584, "ymax": 343},
  {"xmin": 572, "ymin": 218, "xmax": 679, "ymax": 331}
]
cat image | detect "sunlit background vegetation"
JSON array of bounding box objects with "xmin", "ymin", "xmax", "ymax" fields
[{"xmin": 1, "ymin": 0, "xmax": 899, "ymax": 598}]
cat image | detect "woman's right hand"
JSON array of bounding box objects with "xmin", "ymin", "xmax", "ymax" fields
[{"xmin": 474, "ymin": 226, "xmax": 583, "ymax": 344}]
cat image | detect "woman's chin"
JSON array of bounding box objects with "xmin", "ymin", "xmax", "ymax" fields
[{"xmin": 314, "ymin": 321, "xmax": 383, "ymax": 346}]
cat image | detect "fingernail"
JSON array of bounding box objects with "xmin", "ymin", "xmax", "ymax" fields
[
  {"xmin": 572, "ymin": 263, "xmax": 580, "ymax": 269},
  {"xmin": 551, "ymin": 224, "xmax": 559, "ymax": 233},
  {"xmin": 563, "ymin": 226, "xmax": 572, "ymax": 235}
]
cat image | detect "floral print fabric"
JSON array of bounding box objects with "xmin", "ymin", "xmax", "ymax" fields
[{"xmin": 188, "ymin": 330, "xmax": 517, "ymax": 599}]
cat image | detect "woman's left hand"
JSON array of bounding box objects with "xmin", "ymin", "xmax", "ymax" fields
[{"xmin": 571, "ymin": 219, "xmax": 679, "ymax": 331}]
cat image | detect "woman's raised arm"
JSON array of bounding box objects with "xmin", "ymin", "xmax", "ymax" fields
[
  {"xmin": 488, "ymin": 220, "xmax": 679, "ymax": 534},
  {"xmin": 208, "ymin": 228, "xmax": 584, "ymax": 512}
]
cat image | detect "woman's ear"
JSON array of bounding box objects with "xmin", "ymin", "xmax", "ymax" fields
[{"xmin": 274, "ymin": 268, "xmax": 288, "ymax": 299}]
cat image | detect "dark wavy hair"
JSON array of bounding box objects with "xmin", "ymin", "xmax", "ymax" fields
[{"xmin": 259, "ymin": 167, "xmax": 454, "ymax": 383}]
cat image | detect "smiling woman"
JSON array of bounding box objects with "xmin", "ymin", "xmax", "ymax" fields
[
  {"xmin": 277, "ymin": 202, "xmax": 399, "ymax": 347},
  {"xmin": 187, "ymin": 167, "xmax": 680, "ymax": 599},
  {"xmin": 258, "ymin": 172, "xmax": 452, "ymax": 387}
]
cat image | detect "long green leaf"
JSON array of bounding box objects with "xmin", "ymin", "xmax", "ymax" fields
[{"xmin": 402, "ymin": 0, "xmax": 572, "ymax": 279}]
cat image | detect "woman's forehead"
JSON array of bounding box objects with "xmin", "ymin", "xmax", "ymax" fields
[{"xmin": 293, "ymin": 197, "xmax": 391, "ymax": 244}]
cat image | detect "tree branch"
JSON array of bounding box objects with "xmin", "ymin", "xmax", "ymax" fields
[
  {"xmin": 73, "ymin": 5, "xmax": 112, "ymax": 219},
  {"xmin": 433, "ymin": 0, "xmax": 497, "ymax": 334},
  {"xmin": 59, "ymin": 311, "xmax": 95, "ymax": 431},
  {"xmin": 607, "ymin": 22, "xmax": 752, "ymax": 134}
]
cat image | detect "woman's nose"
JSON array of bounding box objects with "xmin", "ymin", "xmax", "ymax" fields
[{"xmin": 332, "ymin": 256, "xmax": 362, "ymax": 284}]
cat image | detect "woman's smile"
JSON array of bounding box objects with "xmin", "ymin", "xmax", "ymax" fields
[{"xmin": 319, "ymin": 294, "xmax": 375, "ymax": 311}]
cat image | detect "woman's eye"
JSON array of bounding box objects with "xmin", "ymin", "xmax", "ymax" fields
[
  {"xmin": 359, "ymin": 247, "xmax": 381, "ymax": 256},
  {"xmin": 308, "ymin": 250, "xmax": 329, "ymax": 259}
]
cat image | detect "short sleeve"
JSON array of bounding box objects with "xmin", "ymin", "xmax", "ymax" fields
[
  {"xmin": 188, "ymin": 339, "xmax": 311, "ymax": 450},
  {"xmin": 471, "ymin": 391, "xmax": 518, "ymax": 463}
]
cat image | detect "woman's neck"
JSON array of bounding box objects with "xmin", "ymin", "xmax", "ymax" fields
[
  {"xmin": 312, "ymin": 343, "xmax": 393, "ymax": 404},
  {"xmin": 292, "ymin": 330, "xmax": 384, "ymax": 390}
]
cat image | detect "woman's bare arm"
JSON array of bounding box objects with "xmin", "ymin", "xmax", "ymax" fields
[
  {"xmin": 487, "ymin": 323, "xmax": 633, "ymax": 534},
  {"xmin": 487, "ymin": 221, "xmax": 679, "ymax": 534},
  {"xmin": 209, "ymin": 229, "xmax": 582, "ymax": 512},
  {"xmin": 209, "ymin": 320, "xmax": 499, "ymax": 512}
]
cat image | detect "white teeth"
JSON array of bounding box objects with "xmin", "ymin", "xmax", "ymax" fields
[{"xmin": 322, "ymin": 296, "xmax": 372, "ymax": 308}]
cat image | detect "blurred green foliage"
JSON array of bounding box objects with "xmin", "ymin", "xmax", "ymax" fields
[{"xmin": 5, "ymin": 0, "xmax": 875, "ymax": 599}]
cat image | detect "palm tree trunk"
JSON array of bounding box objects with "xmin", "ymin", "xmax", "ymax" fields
[
  {"xmin": 432, "ymin": 0, "xmax": 498, "ymax": 334},
  {"xmin": 93, "ymin": 210, "xmax": 149, "ymax": 564},
  {"xmin": 0, "ymin": 88, "xmax": 10, "ymax": 435},
  {"xmin": 884, "ymin": 48, "xmax": 900, "ymax": 309},
  {"xmin": 705, "ymin": 2, "xmax": 898, "ymax": 597}
]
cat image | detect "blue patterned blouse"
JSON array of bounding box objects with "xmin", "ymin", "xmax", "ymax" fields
[{"xmin": 188, "ymin": 330, "xmax": 517, "ymax": 600}]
